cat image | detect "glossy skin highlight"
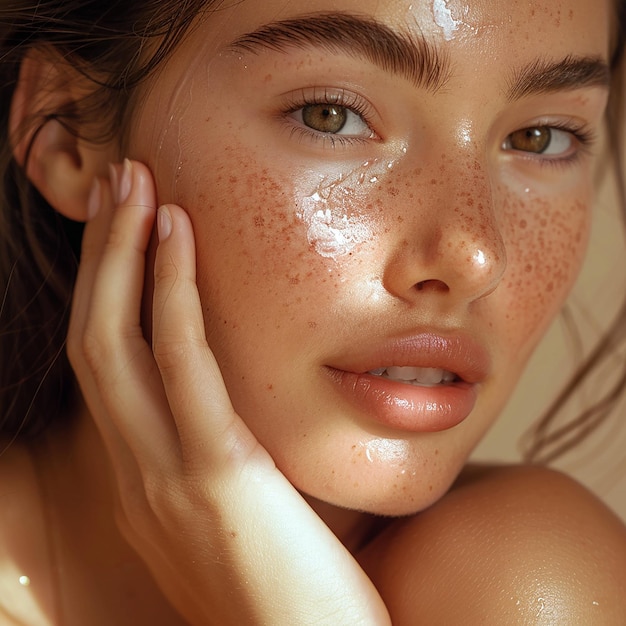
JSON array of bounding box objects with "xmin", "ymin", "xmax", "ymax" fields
[{"xmin": 128, "ymin": 0, "xmax": 609, "ymax": 516}]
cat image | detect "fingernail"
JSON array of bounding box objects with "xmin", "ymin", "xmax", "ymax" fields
[
  {"xmin": 86, "ymin": 177, "xmax": 101, "ymax": 220},
  {"xmin": 118, "ymin": 158, "xmax": 132, "ymax": 205},
  {"xmin": 157, "ymin": 205, "xmax": 172, "ymax": 241},
  {"xmin": 108, "ymin": 162, "xmax": 119, "ymax": 203}
]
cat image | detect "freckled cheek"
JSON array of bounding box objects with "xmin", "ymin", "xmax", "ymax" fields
[
  {"xmin": 498, "ymin": 190, "xmax": 590, "ymax": 345},
  {"xmin": 173, "ymin": 155, "xmax": 355, "ymax": 343}
]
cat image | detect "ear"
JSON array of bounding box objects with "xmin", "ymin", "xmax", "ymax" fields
[{"xmin": 9, "ymin": 48, "xmax": 118, "ymax": 222}]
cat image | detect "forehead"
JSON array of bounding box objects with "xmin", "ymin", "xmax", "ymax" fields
[{"xmin": 201, "ymin": 0, "xmax": 612, "ymax": 60}]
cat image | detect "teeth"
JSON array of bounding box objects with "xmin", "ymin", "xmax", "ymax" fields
[{"xmin": 368, "ymin": 366, "xmax": 456, "ymax": 386}]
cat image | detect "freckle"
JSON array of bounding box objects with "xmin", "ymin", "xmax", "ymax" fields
[
  {"xmin": 429, "ymin": 485, "xmax": 433, "ymax": 492},
  {"xmin": 264, "ymin": 73, "xmax": 273, "ymax": 82},
  {"xmin": 519, "ymin": 219, "xmax": 527, "ymax": 228},
  {"xmin": 430, "ymin": 178, "xmax": 437, "ymax": 185},
  {"xmin": 546, "ymin": 282, "xmax": 554, "ymax": 292},
  {"xmin": 266, "ymin": 383, "xmax": 273, "ymax": 390},
  {"xmin": 525, "ymin": 264, "xmax": 533, "ymax": 273}
]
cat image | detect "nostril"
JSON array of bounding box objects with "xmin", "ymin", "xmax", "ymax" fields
[{"xmin": 415, "ymin": 279, "xmax": 449, "ymax": 293}]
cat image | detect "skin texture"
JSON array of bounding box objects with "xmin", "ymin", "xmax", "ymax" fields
[
  {"xmin": 128, "ymin": 0, "xmax": 609, "ymax": 516},
  {"xmin": 2, "ymin": 0, "xmax": 626, "ymax": 624}
]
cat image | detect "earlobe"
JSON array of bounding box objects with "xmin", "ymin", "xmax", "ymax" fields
[{"xmin": 9, "ymin": 49, "xmax": 116, "ymax": 222}]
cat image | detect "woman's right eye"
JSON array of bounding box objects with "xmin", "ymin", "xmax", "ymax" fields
[{"xmin": 289, "ymin": 103, "xmax": 374, "ymax": 139}]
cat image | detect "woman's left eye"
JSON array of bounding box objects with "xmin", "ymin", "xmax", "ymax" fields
[
  {"xmin": 289, "ymin": 103, "xmax": 373, "ymax": 138},
  {"xmin": 503, "ymin": 126, "xmax": 575, "ymax": 157}
]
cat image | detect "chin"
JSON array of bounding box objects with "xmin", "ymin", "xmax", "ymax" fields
[
  {"xmin": 349, "ymin": 487, "xmax": 451, "ymax": 518},
  {"xmin": 295, "ymin": 463, "xmax": 460, "ymax": 518}
]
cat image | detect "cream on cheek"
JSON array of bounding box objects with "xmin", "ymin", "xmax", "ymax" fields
[{"xmin": 295, "ymin": 156, "xmax": 407, "ymax": 261}]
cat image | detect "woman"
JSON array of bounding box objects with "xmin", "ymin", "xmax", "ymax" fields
[{"xmin": 1, "ymin": 0, "xmax": 625, "ymax": 623}]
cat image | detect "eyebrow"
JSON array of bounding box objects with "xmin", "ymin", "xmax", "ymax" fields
[
  {"xmin": 229, "ymin": 12, "xmax": 451, "ymax": 92},
  {"xmin": 229, "ymin": 12, "xmax": 611, "ymax": 101},
  {"xmin": 507, "ymin": 55, "xmax": 611, "ymax": 100}
]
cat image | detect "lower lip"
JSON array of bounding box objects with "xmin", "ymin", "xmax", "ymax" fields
[{"xmin": 326, "ymin": 369, "xmax": 478, "ymax": 432}]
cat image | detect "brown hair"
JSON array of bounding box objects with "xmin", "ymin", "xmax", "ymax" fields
[
  {"xmin": 0, "ymin": 0, "xmax": 217, "ymax": 441},
  {"xmin": 1, "ymin": 1, "xmax": 625, "ymax": 462}
]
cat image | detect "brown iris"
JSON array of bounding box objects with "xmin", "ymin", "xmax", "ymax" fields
[
  {"xmin": 508, "ymin": 127, "xmax": 551, "ymax": 153},
  {"xmin": 302, "ymin": 104, "xmax": 347, "ymax": 133}
]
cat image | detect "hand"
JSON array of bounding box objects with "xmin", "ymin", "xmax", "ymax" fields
[{"xmin": 67, "ymin": 160, "xmax": 390, "ymax": 625}]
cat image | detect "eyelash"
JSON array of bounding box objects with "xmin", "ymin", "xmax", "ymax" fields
[
  {"xmin": 280, "ymin": 88, "xmax": 378, "ymax": 148},
  {"xmin": 279, "ymin": 90, "xmax": 598, "ymax": 169},
  {"xmin": 507, "ymin": 121, "xmax": 597, "ymax": 169}
]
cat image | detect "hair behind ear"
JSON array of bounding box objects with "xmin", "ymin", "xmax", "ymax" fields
[{"xmin": 0, "ymin": 46, "xmax": 113, "ymax": 442}]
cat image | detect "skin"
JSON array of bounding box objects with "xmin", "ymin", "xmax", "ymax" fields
[
  {"xmin": 2, "ymin": 0, "xmax": 626, "ymax": 623},
  {"xmin": 128, "ymin": 0, "xmax": 608, "ymax": 516}
]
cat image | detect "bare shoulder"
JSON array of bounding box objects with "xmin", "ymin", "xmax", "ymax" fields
[{"xmin": 359, "ymin": 464, "xmax": 626, "ymax": 625}]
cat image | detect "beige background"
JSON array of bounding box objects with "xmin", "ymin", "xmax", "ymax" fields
[{"xmin": 471, "ymin": 151, "xmax": 626, "ymax": 522}]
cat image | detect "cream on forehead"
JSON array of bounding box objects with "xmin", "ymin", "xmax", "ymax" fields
[
  {"xmin": 404, "ymin": 0, "xmax": 497, "ymax": 42},
  {"xmin": 432, "ymin": 0, "xmax": 462, "ymax": 40}
]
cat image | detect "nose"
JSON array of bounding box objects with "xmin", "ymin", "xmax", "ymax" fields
[{"xmin": 382, "ymin": 156, "xmax": 507, "ymax": 305}]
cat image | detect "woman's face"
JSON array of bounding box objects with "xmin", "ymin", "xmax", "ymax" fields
[{"xmin": 127, "ymin": 0, "xmax": 611, "ymax": 515}]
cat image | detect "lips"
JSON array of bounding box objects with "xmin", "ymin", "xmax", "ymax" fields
[{"xmin": 325, "ymin": 333, "xmax": 490, "ymax": 432}]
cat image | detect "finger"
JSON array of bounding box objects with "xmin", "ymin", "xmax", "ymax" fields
[
  {"xmin": 67, "ymin": 175, "xmax": 115, "ymax": 367},
  {"xmin": 88, "ymin": 159, "xmax": 155, "ymax": 336},
  {"xmin": 66, "ymin": 170, "xmax": 148, "ymax": 500},
  {"xmin": 152, "ymin": 203, "xmax": 262, "ymax": 472},
  {"xmin": 81, "ymin": 160, "xmax": 179, "ymax": 466}
]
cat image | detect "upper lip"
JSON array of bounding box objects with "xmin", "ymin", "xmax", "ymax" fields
[{"xmin": 328, "ymin": 332, "xmax": 490, "ymax": 384}]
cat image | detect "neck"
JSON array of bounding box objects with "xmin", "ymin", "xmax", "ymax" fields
[{"xmin": 36, "ymin": 399, "xmax": 114, "ymax": 512}]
